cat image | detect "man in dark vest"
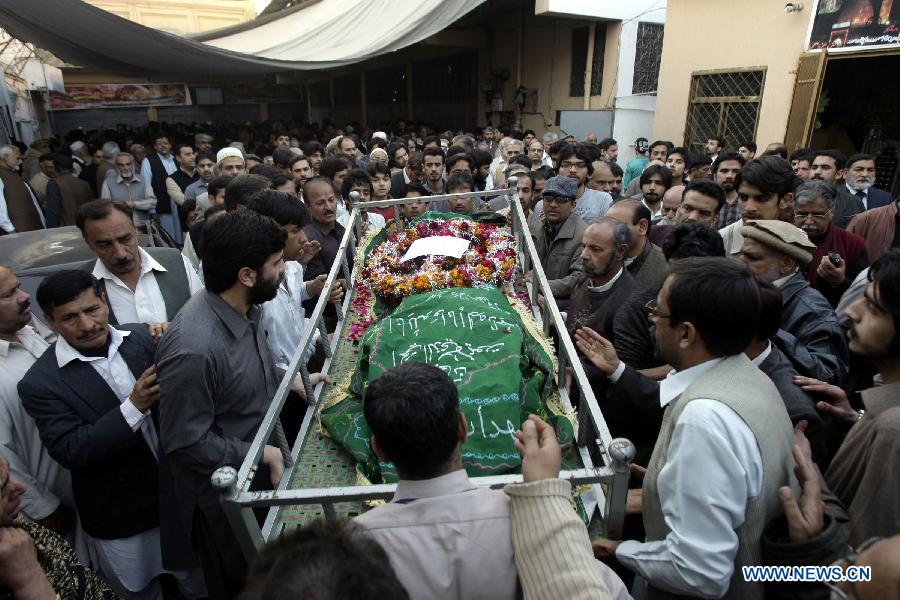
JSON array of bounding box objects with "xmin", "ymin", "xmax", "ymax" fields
[
  {"xmin": 165, "ymin": 144, "xmax": 198, "ymax": 214},
  {"xmin": 75, "ymin": 200, "xmax": 202, "ymax": 342},
  {"xmin": 140, "ymin": 133, "xmax": 180, "ymax": 243},
  {"xmin": 0, "ymin": 144, "xmax": 45, "ymax": 234},
  {"xmin": 590, "ymin": 257, "xmax": 798, "ymax": 600},
  {"xmin": 45, "ymin": 155, "xmax": 92, "ymax": 229}
]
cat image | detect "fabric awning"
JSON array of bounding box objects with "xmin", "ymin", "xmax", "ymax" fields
[{"xmin": 0, "ymin": 0, "xmax": 485, "ymax": 76}]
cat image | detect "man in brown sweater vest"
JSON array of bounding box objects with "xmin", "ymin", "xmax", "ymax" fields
[
  {"xmin": 45, "ymin": 155, "xmax": 92, "ymax": 228},
  {"xmin": 0, "ymin": 145, "xmax": 45, "ymax": 234}
]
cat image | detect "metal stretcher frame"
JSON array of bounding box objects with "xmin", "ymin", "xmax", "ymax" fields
[{"xmin": 213, "ymin": 181, "xmax": 635, "ymax": 561}]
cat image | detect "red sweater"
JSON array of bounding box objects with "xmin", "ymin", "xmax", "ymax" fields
[{"xmin": 808, "ymin": 224, "xmax": 867, "ymax": 308}]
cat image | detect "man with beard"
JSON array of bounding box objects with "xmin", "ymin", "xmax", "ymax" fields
[
  {"xmin": 712, "ymin": 152, "xmax": 746, "ymax": 229},
  {"xmin": 705, "ymin": 135, "xmax": 724, "ymax": 163},
  {"xmin": 289, "ymin": 155, "xmax": 314, "ymax": 197},
  {"xmin": 19, "ymin": 270, "xmax": 204, "ymax": 599},
  {"xmin": 155, "ymin": 210, "xmax": 288, "ymax": 600},
  {"xmin": 76, "ymin": 201, "xmax": 202, "ymax": 339},
  {"xmin": 794, "ymin": 181, "xmax": 868, "ymax": 307},
  {"xmin": 719, "ymin": 156, "xmax": 795, "ymax": 259},
  {"xmin": 635, "ymin": 163, "xmax": 671, "ymax": 220},
  {"xmin": 0, "ymin": 145, "xmax": 45, "ymax": 234},
  {"xmin": 739, "ymin": 219, "xmax": 848, "ymax": 385},
  {"xmin": 798, "ymin": 249, "xmax": 900, "ymax": 545},
  {"xmin": 606, "ymin": 199, "xmax": 670, "ymax": 293},
  {"xmin": 833, "ymin": 153, "xmax": 892, "ymax": 229},
  {"xmin": 565, "ymin": 217, "xmax": 635, "ymax": 344},
  {"xmin": 100, "ymin": 152, "xmax": 157, "ymax": 226}
]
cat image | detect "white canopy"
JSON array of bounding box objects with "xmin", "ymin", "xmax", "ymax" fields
[{"xmin": 0, "ymin": 0, "xmax": 485, "ymax": 76}]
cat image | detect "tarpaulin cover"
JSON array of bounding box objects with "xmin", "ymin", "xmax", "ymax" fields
[{"xmin": 0, "ymin": 0, "xmax": 484, "ymax": 76}]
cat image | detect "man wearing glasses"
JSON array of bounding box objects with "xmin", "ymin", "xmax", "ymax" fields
[{"xmin": 794, "ymin": 181, "xmax": 869, "ymax": 308}]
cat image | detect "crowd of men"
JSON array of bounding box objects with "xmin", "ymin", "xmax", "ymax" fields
[{"xmin": 0, "ymin": 118, "xmax": 899, "ymax": 600}]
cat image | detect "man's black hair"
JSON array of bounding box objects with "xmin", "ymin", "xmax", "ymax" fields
[
  {"xmin": 239, "ymin": 517, "xmax": 409, "ymax": 600},
  {"xmin": 446, "ymin": 171, "xmax": 474, "ymax": 192},
  {"xmin": 272, "ymin": 147, "xmax": 295, "ymax": 168},
  {"xmin": 846, "ymin": 153, "xmax": 875, "ymax": 170},
  {"xmin": 289, "ymin": 154, "xmax": 311, "ymax": 169},
  {"xmin": 523, "ymin": 129, "xmax": 536, "ymax": 138},
  {"xmin": 225, "ymin": 174, "xmax": 272, "ymax": 212},
  {"xmin": 599, "ymin": 137, "xmax": 617, "ymax": 151},
  {"xmin": 639, "ymin": 163, "xmax": 673, "ymax": 189},
  {"xmin": 422, "ymin": 135, "xmax": 440, "ymax": 148},
  {"xmin": 668, "ymin": 146, "xmax": 689, "ymax": 159},
  {"xmin": 608, "ymin": 161, "xmax": 624, "ymax": 177},
  {"xmin": 386, "ymin": 142, "xmax": 407, "ymax": 168},
  {"xmin": 813, "ymin": 149, "xmax": 847, "ymax": 170},
  {"xmin": 52, "ymin": 154, "xmax": 74, "ymax": 172},
  {"xmin": 445, "ymin": 153, "xmax": 474, "ymax": 172},
  {"xmin": 789, "ymin": 148, "xmax": 815, "ymax": 164},
  {"xmin": 666, "ymin": 257, "xmax": 761, "ymax": 357},
  {"xmin": 868, "ymin": 248, "xmax": 900, "ymax": 342},
  {"xmin": 201, "ymin": 209, "xmax": 286, "ymax": 294},
  {"xmin": 712, "ymin": 151, "xmax": 746, "ymax": 173},
  {"xmin": 422, "ymin": 146, "xmax": 445, "ymax": 161},
  {"xmin": 557, "ymin": 143, "xmax": 596, "ymax": 175},
  {"xmin": 340, "ymin": 168, "xmax": 374, "ymax": 200},
  {"xmin": 548, "ymin": 140, "xmax": 569, "ymax": 156},
  {"xmin": 404, "ymin": 182, "xmax": 431, "ymax": 197},
  {"xmin": 248, "ymin": 190, "xmax": 310, "ymax": 228},
  {"xmin": 302, "ymin": 140, "xmax": 323, "ymax": 157},
  {"xmin": 207, "ymin": 175, "xmax": 230, "ymax": 199},
  {"xmin": 661, "ymin": 223, "xmax": 726, "ymax": 261},
  {"xmin": 762, "ymin": 143, "xmax": 789, "ymax": 160},
  {"xmin": 687, "ymin": 153, "xmax": 712, "ymax": 170},
  {"xmin": 508, "ymin": 155, "xmax": 531, "ymax": 170},
  {"xmin": 366, "ymin": 159, "xmax": 391, "ymax": 178},
  {"xmin": 649, "ymin": 140, "xmax": 672, "ymax": 155},
  {"xmin": 38, "ymin": 153, "xmax": 54, "ymax": 163},
  {"xmin": 76, "ymin": 199, "xmax": 133, "ymax": 234},
  {"xmin": 36, "ymin": 270, "xmax": 103, "ymax": 317},
  {"xmin": 470, "ymin": 149, "xmax": 493, "ymax": 168},
  {"xmin": 319, "ymin": 156, "xmax": 353, "ymax": 181},
  {"xmin": 708, "ymin": 135, "xmax": 725, "ymax": 148},
  {"xmin": 196, "ymin": 150, "xmax": 215, "ymax": 165},
  {"xmin": 740, "ymin": 141, "xmax": 757, "ymax": 154},
  {"xmin": 683, "ymin": 179, "xmax": 727, "ymax": 213},
  {"xmin": 364, "ymin": 363, "xmax": 460, "ymax": 480},
  {"xmin": 734, "ymin": 155, "xmax": 795, "ymax": 198},
  {"xmin": 173, "ymin": 143, "xmax": 193, "ymax": 160}
]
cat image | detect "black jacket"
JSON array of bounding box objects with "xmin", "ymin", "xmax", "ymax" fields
[
  {"xmin": 19, "ymin": 325, "xmax": 160, "ymax": 539},
  {"xmin": 775, "ymin": 272, "xmax": 849, "ymax": 386}
]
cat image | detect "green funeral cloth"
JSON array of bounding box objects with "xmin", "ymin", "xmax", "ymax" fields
[{"xmin": 319, "ymin": 285, "xmax": 574, "ymax": 483}]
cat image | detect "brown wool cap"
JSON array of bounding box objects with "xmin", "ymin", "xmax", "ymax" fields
[{"xmin": 740, "ymin": 219, "xmax": 816, "ymax": 266}]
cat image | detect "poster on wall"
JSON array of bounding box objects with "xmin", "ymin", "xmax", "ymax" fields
[
  {"xmin": 808, "ymin": 0, "xmax": 900, "ymax": 50},
  {"xmin": 50, "ymin": 83, "xmax": 190, "ymax": 110}
]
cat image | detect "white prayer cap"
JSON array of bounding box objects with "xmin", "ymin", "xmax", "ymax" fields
[
  {"xmin": 69, "ymin": 141, "xmax": 86, "ymax": 152},
  {"xmin": 372, "ymin": 131, "xmax": 387, "ymax": 141},
  {"xmin": 216, "ymin": 147, "xmax": 244, "ymax": 164}
]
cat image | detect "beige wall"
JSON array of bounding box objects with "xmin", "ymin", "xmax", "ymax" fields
[
  {"xmin": 87, "ymin": 0, "xmax": 256, "ymax": 34},
  {"xmin": 484, "ymin": 11, "xmax": 619, "ymax": 136},
  {"xmin": 653, "ymin": 0, "xmax": 810, "ymax": 147}
]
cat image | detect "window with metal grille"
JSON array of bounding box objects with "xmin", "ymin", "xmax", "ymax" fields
[
  {"xmin": 684, "ymin": 69, "xmax": 766, "ymax": 154},
  {"xmin": 570, "ymin": 24, "xmax": 605, "ymax": 97},
  {"xmin": 632, "ymin": 22, "xmax": 664, "ymax": 95}
]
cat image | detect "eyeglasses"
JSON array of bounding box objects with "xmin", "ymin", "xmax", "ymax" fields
[
  {"xmin": 543, "ymin": 195, "xmax": 572, "ymax": 205},
  {"xmin": 794, "ymin": 210, "xmax": 832, "ymax": 221},
  {"xmin": 559, "ymin": 161, "xmax": 587, "ymax": 170},
  {"xmin": 644, "ymin": 298, "xmax": 671, "ymax": 319}
]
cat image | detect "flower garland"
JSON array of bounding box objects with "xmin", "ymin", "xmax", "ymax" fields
[{"xmin": 347, "ymin": 218, "xmax": 517, "ymax": 342}]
